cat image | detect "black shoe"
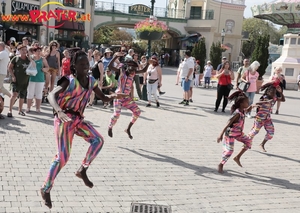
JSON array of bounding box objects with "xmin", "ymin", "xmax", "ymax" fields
[
  {"xmin": 156, "ymin": 102, "xmax": 160, "ymax": 107},
  {"xmin": 184, "ymin": 102, "xmax": 189, "ymax": 106},
  {"xmin": 146, "ymin": 103, "xmax": 151, "ymax": 107},
  {"xmin": 40, "ymin": 188, "xmax": 52, "ymax": 209},
  {"xmin": 222, "ymin": 110, "xmax": 225, "ymax": 113},
  {"xmin": 189, "ymin": 99, "xmax": 193, "ymax": 103},
  {"xmin": 179, "ymin": 100, "xmax": 186, "ymax": 104},
  {"xmin": 159, "ymin": 92, "xmax": 165, "ymax": 95},
  {"xmin": 214, "ymin": 109, "xmax": 217, "ymax": 112},
  {"xmin": 75, "ymin": 166, "xmax": 94, "ymax": 188}
]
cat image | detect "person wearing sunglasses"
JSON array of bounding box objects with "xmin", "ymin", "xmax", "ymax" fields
[{"xmin": 45, "ymin": 41, "xmax": 61, "ymax": 92}]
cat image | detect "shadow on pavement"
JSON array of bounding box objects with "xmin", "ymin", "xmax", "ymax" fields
[
  {"xmin": 119, "ymin": 147, "xmax": 222, "ymax": 180},
  {"xmin": 252, "ymin": 150, "xmax": 300, "ymax": 163},
  {"xmin": 0, "ymin": 118, "xmax": 29, "ymax": 134},
  {"xmin": 272, "ymin": 118, "xmax": 299, "ymax": 127},
  {"xmin": 227, "ymin": 170, "xmax": 300, "ymax": 191},
  {"xmin": 284, "ymin": 95, "xmax": 300, "ymax": 100}
]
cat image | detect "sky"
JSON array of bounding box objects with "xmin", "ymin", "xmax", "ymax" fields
[{"xmin": 108, "ymin": 0, "xmax": 270, "ymax": 18}]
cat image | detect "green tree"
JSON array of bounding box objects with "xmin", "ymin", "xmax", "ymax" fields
[
  {"xmin": 241, "ymin": 18, "xmax": 287, "ymax": 58},
  {"xmin": 251, "ymin": 34, "xmax": 270, "ymax": 80},
  {"xmin": 192, "ymin": 37, "xmax": 206, "ymax": 73},
  {"xmin": 93, "ymin": 26, "xmax": 114, "ymax": 45},
  {"xmin": 209, "ymin": 41, "xmax": 222, "ymax": 70}
]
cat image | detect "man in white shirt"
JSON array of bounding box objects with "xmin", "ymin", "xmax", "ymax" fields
[
  {"xmin": 179, "ymin": 50, "xmax": 194, "ymax": 106},
  {"xmin": 125, "ymin": 49, "xmax": 134, "ymax": 61},
  {"xmin": 0, "ymin": 42, "xmax": 11, "ymax": 98},
  {"xmin": 16, "ymin": 37, "xmax": 30, "ymax": 55}
]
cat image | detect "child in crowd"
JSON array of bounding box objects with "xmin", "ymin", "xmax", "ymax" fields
[
  {"xmin": 248, "ymin": 82, "xmax": 285, "ymax": 152},
  {"xmin": 217, "ymin": 91, "xmax": 253, "ymax": 174}
]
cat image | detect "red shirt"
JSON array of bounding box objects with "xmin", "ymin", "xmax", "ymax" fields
[
  {"xmin": 61, "ymin": 58, "xmax": 71, "ymax": 76},
  {"xmin": 218, "ymin": 70, "xmax": 232, "ymax": 85}
]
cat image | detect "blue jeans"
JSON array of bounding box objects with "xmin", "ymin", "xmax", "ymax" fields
[
  {"xmin": 204, "ymin": 77, "xmax": 211, "ymax": 85},
  {"xmin": 245, "ymin": 92, "xmax": 255, "ymax": 105}
]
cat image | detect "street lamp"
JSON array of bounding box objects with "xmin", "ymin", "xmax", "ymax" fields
[
  {"xmin": 112, "ymin": 0, "xmax": 115, "ymax": 13},
  {"xmin": 147, "ymin": 0, "xmax": 155, "ymax": 58},
  {"xmin": 221, "ymin": 28, "xmax": 225, "ymax": 44},
  {"xmin": 1, "ymin": 0, "xmax": 6, "ymax": 42}
]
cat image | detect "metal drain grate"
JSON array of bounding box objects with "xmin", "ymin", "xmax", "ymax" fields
[{"xmin": 130, "ymin": 202, "xmax": 172, "ymax": 213}]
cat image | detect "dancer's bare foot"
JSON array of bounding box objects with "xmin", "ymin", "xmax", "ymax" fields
[
  {"xmin": 108, "ymin": 128, "xmax": 113, "ymax": 138},
  {"xmin": 218, "ymin": 163, "xmax": 224, "ymax": 174},
  {"xmin": 233, "ymin": 156, "xmax": 243, "ymax": 167},
  {"xmin": 124, "ymin": 129, "xmax": 133, "ymax": 139},
  {"xmin": 260, "ymin": 143, "xmax": 267, "ymax": 152}
]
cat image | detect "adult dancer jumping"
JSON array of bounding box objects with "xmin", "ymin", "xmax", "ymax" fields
[
  {"xmin": 107, "ymin": 52, "xmax": 150, "ymax": 139},
  {"xmin": 40, "ymin": 49, "xmax": 125, "ymax": 209}
]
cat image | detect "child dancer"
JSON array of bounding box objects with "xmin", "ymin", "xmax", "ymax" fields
[
  {"xmin": 248, "ymin": 82, "xmax": 285, "ymax": 152},
  {"xmin": 217, "ymin": 91, "xmax": 253, "ymax": 174},
  {"xmin": 107, "ymin": 52, "xmax": 150, "ymax": 139},
  {"xmin": 40, "ymin": 49, "xmax": 125, "ymax": 209}
]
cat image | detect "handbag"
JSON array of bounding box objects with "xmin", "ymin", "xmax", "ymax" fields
[
  {"xmin": 238, "ymin": 70, "xmax": 251, "ymax": 92},
  {"xmin": 148, "ymin": 79, "xmax": 158, "ymax": 84},
  {"xmin": 225, "ymin": 74, "xmax": 233, "ymax": 90},
  {"xmin": 26, "ymin": 62, "xmax": 37, "ymax": 76}
]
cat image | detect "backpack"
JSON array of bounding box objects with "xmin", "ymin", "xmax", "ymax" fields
[{"xmin": 91, "ymin": 60, "xmax": 102, "ymax": 79}]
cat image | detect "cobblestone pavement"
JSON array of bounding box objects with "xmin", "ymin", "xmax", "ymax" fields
[{"xmin": 0, "ymin": 67, "xmax": 299, "ymax": 213}]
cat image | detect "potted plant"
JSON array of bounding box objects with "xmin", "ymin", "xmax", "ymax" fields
[
  {"xmin": 135, "ymin": 17, "xmax": 168, "ymax": 40},
  {"xmin": 71, "ymin": 31, "xmax": 86, "ymax": 40}
]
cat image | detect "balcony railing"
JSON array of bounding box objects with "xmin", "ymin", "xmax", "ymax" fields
[
  {"xmin": 213, "ymin": 0, "xmax": 245, "ymax": 5},
  {"xmin": 58, "ymin": 0, "xmax": 84, "ymax": 9},
  {"xmin": 94, "ymin": 1, "xmax": 186, "ymax": 19}
]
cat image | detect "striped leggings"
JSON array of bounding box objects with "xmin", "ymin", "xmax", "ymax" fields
[
  {"xmin": 108, "ymin": 97, "xmax": 141, "ymax": 128},
  {"xmin": 43, "ymin": 114, "xmax": 104, "ymax": 193},
  {"xmin": 221, "ymin": 134, "xmax": 252, "ymax": 165},
  {"xmin": 248, "ymin": 118, "xmax": 274, "ymax": 141}
]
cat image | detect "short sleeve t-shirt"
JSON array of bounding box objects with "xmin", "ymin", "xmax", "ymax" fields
[
  {"xmin": 106, "ymin": 74, "xmax": 117, "ymax": 88},
  {"xmin": 180, "ymin": 57, "xmax": 194, "ymax": 79},
  {"xmin": 11, "ymin": 56, "xmax": 30, "ymax": 90}
]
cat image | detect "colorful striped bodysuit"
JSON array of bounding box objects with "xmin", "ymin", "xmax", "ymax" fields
[
  {"xmin": 108, "ymin": 70, "xmax": 141, "ymax": 128},
  {"xmin": 42, "ymin": 75, "xmax": 104, "ymax": 193},
  {"xmin": 248, "ymin": 95, "xmax": 276, "ymax": 141},
  {"xmin": 221, "ymin": 109, "xmax": 252, "ymax": 164}
]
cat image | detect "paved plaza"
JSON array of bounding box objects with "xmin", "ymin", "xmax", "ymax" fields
[{"xmin": 0, "ymin": 67, "xmax": 299, "ymax": 213}]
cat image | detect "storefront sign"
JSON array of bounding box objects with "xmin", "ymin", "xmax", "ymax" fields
[
  {"xmin": 2, "ymin": 2, "xmax": 90, "ymax": 29},
  {"xmin": 128, "ymin": 4, "xmax": 151, "ymax": 16},
  {"xmin": 11, "ymin": 1, "xmax": 40, "ymax": 14}
]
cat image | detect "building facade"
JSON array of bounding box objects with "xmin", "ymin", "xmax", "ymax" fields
[{"xmin": 4, "ymin": 0, "xmax": 93, "ymax": 48}]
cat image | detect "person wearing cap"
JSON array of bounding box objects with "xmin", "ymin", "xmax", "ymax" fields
[
  {"xmin": 102, "ymin": 48, "xmax": 113, "ymax": 71},
  {"xmin": 204, "ymin": 60, "xmax": 213, "ymax": 88},
  {"xmin": 107, "ymin": 52, "xmax": 150, "ymax": 139},
  {"xmin": 0, "ymin": 42, "xmax": 11, "ymax": 100},
  {"xmin": 179, "ymin": 50, "xmax": 194, "ymax": 106},
  {"xmin": 144, "ymin": 55, "xmax": 162, "ymax": 107},
  {"xmin": 26, "ymin": 46, "xmax": 50, "ymax": 113},
  {"xmin": 217, "ymin": 56, "xmax": 227, "ymax": 71},
  {"xmin": 7, "ymin": 44, "xmax": 31, "ymax": 117}
]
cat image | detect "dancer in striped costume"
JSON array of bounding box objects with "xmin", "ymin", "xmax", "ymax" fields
[
  {"xmin": 107, "ymin": 52, "xmax": 150, "ymax": 139},
  {"xmin": 248, "ymin": 83, "xmax": 285, "ymax": 152},
  {"xmin": 40, "ymin": 49, "xmax": 126, "ymax": 209},
  {"xmin": 217, "ymin": 91, "xmax": 253, "ymax": 174}
]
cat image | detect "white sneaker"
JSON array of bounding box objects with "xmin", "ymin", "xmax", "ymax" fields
[{"xmin": 247, "ymin": 114, "xmax": 252, "ymax": 118}]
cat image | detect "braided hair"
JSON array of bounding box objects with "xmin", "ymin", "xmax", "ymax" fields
[
  {"xmin": 123, "ymin": 59, "xmax": 139, "ymax": 76},
  {"xmin": 260, "ymin": 82, "xmax": 276, "ymax": 100},
  {"xmin": 68, "ymin": 48, "xmax": 86, "ymax": 76},
  {"xmin": 227, "ymin": 91, "xmax": 248, "ymax": 114}
]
